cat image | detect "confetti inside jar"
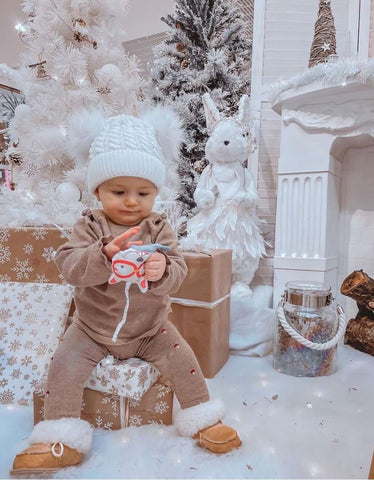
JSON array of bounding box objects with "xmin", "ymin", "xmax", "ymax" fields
[{"xmin": 273, "ymin": 281, "xmax": 347, "ymax": 377}]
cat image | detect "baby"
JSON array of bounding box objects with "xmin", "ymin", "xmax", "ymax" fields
[{"xmin": 11, "ymin": 111, "xmax": 241, "ymax": 475}]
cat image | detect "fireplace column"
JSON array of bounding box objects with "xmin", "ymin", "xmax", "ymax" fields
[{"xmin": 273, "ymin": 148, "xmax": 341, "ymax": 306}]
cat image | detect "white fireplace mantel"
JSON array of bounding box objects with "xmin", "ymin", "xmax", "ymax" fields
[{"xmin": 271, "ymin": 79, "xmax": 374, "ymax": 306}]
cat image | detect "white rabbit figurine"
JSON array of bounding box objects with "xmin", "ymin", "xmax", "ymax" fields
[{"xmin": 181, "ymin": 93, "xmax": 266, "ymax": 293}]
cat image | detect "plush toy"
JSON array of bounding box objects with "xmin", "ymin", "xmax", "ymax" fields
[
  {"xmin": 109, "ymin": 244, "xmax": 170, "ymax": 342},
  {"xmin": 181, "ymin": 93, "xmax": 266, "ymax": 293}
]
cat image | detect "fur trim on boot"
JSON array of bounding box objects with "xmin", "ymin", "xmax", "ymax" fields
[
  {"xmin": 175, "ymin": 399, "xmax": 225, "ymax": 437},
  {"xmin": 29, "ymin": 418, "xmax": 93, "ymax": 454}
]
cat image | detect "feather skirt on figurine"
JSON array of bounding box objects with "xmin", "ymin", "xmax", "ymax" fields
[{"xmin": 181, "ymin": 201, "xmax": 266, "ymax": 285}]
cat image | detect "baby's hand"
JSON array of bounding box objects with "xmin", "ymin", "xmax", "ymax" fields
[
  {"xmin": 103, "ymin": 226, "xmax": 143, "ymax": 261},
  {"xmin": 144, "ymin": 252, "xmax": 166, "ymax": 282}
]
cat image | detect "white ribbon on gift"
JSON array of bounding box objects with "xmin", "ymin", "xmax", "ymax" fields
[
  {"xmin": 120, "ymin": 397, "xmax": 131, "ymax": 428},
  {"xmin": 98, "ymin": 355, "xmax": 132, "ymax": 428},
  {"xmin": 169, "ymin": 293, "xmax": 230, "ymax": 310}
]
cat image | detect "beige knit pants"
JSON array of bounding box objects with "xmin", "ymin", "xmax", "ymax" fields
[{"xmin": 44, "ymin": 321, "xmax": 209, "ymax": 420}]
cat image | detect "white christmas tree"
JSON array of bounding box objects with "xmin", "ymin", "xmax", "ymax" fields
[
  {"xmin": 0, "ymin": 0, "xmax": 145, "ymax": 226},
  {"xmin": 151, "ymin": 0, "xmax": 251, "ymax": 221}
]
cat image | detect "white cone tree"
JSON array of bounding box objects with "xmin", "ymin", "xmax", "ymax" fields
[{"xmin": 0, "ymin": 0, "xmax": 145, "ymax": 226}]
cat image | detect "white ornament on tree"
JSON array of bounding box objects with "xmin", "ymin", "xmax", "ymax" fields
[
  {"xmin": 180, "ymin": 93, "xmax": 266, "ymax": 291},
  {"xmin": 55, "ymin": 181, "xmax": 81, "ymax": 203}
]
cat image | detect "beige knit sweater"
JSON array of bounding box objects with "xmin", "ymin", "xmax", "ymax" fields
[{"xmin": 54, "ymin": 209, "xmax": 187, "ymax": 345}]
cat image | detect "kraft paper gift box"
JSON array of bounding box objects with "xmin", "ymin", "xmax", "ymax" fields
[
  {"xmin": 33, "ymin": 379, "xmax": 173, "ymax": 430},
  {"xmin": 169, "ymin": 249, "xmax": 232, "ymax": 378},
  {"xmin": 0, "ymin": 226, "xmax": 71, "ymax": 283},
  {"xmin": 33, "ymin": 357, "xmax": 174, "ymax": 430}
]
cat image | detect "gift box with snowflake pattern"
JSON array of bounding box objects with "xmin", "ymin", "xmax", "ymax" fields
[
  {"xmin": 83, "ymin": 356, "xmax": 160, "ymax": 400},
  {"xmin": 0, "ymin": 226, "xmax": 71, "ymax": 283},
  {"xmin": 0, "ymin": 282, "xmax": 73, "ymax": 406},
  {"xmin": 34, "ymin": 377, "xmax": 173, "ymax": 430}
]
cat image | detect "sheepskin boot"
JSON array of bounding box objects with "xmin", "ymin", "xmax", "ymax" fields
[
  {"xmin": 10, "ymin": 417, "xmax": 93, "ymax": 476},
  {"xmin": 175, "ymin": 399, "xmax": 241, "ymax": 454}
]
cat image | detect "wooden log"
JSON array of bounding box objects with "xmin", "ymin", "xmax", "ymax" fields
[
  {"xmin": 344, "ymin": 317, "xmax": 374, "ymax": 356},
  {"xmin": 369, "ymin": 451, "xmax": 374, "ymax": 479},
  {"xmin": 341, "ymin": 270, "xmax": 374, "ymax": 320},
  {"xmin": 0, "ymin": 122, "xmax": 7, "ymax": 153}
]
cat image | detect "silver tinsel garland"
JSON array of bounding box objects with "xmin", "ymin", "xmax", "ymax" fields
[{"xmin": 266, "ymin": 58, "xmax": 374, "ymax": 104}]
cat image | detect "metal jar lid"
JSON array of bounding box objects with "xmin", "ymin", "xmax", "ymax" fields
[{"xmin": 283, "ymin": 281, "xmax": 332, "ymax": 308}]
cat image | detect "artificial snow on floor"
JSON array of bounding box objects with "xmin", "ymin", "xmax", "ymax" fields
[{"xmin": 1, "ymin": 345, "xmax": 373, "ymax": 479}]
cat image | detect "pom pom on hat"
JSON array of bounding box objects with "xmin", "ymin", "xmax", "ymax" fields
[
  {"xmin": 87, "ymin": 114, "xmax": 166, "ymax": 193},
  {"xmin": 67, "ymin": 108, "xmax": 105, "ymax": 166}
]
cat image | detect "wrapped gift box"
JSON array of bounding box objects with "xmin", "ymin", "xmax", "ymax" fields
[
  {"xmin": 33, "ymin": 377, "xmax": 173, "ymax": 430},
  {"xmin": 0, "ymin": 226, "xmax": 71, "ymax": 283},
  {"xmin": 169, "ymin": 249, "xmax": 232, "ymax": 378},
  {"xmin": 83, "ymin": 356, "xmax": 160, "ymax": 400},
  {"xmin": 34, "ymin": 356, "xmax": 173, "ymax": 430}
]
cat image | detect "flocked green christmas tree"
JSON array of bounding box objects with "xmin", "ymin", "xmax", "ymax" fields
[{"xmin": 151, "ymin": 0, "xmax": 251, "ymax": 217}]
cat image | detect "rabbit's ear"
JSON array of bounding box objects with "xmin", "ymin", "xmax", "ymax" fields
[
  {"xmin": 238, "ymin": 95, "xmax": 250, "ymax": 125},
  {"xmin": 202, "ymin": 93, "xmax": 221, "ymax": 132}
]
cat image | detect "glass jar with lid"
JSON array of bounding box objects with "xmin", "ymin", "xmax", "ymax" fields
[{"xmin": 273, "ymin": 281, "xmax": 346, "ymax": 377}]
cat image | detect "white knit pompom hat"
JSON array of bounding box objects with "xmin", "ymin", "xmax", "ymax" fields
[{"xmin": 87, "ymin": 114, "xmax": 166, "ymax": 192}]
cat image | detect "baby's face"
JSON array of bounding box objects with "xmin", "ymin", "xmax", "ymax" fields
[{"xmin": 96, "ymin": 176, "xmax": 157, "ymax": 226}]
